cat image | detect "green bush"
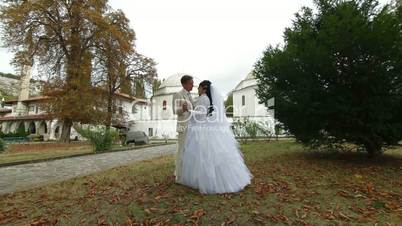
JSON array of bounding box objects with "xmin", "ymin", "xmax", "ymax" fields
[
  {"xmin": 245, "ymin": 121, "xmax": 260, "ymax": 140},
  {"xmin": 76, "ymin": 126, "xmax": 118, "ymax": 153},
  {"xmin": 232, "ymin": 118, "xmax": 259, "ymax": 144},
  {"xmin": 0, "ymin": 138, "xmax": 6, "ymax": 152},
  {"xmin": 232, "ymin": 119, "xmax": 249, "ymax": 143},
  {"xmin": 16, "ymin": 124, "xmax": 28, "ymax": 137},
  {"xmin": 0, "ymin": 128, "xmax": 28, "ymax": 138},
  {"xmin": 257, "ymin": 121, "xmax": 274, "ymax": 141}
]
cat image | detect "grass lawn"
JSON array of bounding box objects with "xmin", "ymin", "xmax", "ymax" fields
[
  {"xmin": 0, "ymin": 142, "xmax": 174, "ymax": 166},
  {"xmin": 0, "ymin": 142, "xmax": 92, "ymax": 165},
  {"xmin": 0, "ymin": 140, "xmax": 401, "ymax": 225}
]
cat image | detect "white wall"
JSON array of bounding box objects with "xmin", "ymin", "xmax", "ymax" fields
[
  {"xmin": 121, "ymin": 100, "xmax": 151, "ymax": 122},
  {"xmin": 48, "ymin": 120, "xmax": 82, "ymax": 141},
  {"xmin": 134, "ymin": 102, "xmax": 151, "ymax": 121},
  {"xmin": 27, "ymin": 103, "xmax": 47, "ymax": 115},
  {"xmin": 129, "ymin": 120, "xmax": 177, "ymax": 139},
  {"xmin": 233, "ymin": 86, "xmax": 257, "ymax": 117},
  {"xmin": 232, "ymin": 80, "xmax": 276, "ymax": 134},
  {"xmin": 151, "ymin": 94, "xmax": 176, "ymax": 120},
  {"xmin": 233, "ymin": 85, "xmax": 274, "ymax": 118}
]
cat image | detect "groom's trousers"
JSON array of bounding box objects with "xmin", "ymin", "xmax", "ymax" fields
[{"xmin": 175, "ymin": 132, "xmax": 185, "ymax": 183}]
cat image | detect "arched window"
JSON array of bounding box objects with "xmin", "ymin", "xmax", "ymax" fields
[
  {"xmin": 28, "ymin": 122, "xmax": 36, "ymax": 134},
  {"xmin": 162, "ymin": 100, "xmax": 167, "ymax": 110},
  {"xmin": 39, "ymin": 122, "xmax": 47, "ymax": 134},
  {"xmin": 132, "ymin": 104, "xmax": 138, "ymax": 114},
  {"xmin": 55, "ymin": 126, "xmax": 60, "ymax": 138},
  {"xmin": 17, "ymin": 123, "xmax": 25, "ymax": 134},
  {"xmin": 242, "ymin": 95, "xmax": 246, "ymax": 106}
]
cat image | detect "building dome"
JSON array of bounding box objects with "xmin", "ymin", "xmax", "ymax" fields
[
  {"xmin": 233, "ymin": 72, "xmax": 257, "ymax": 91},
  {"xmin": 159, "ymin": 73, "xmax": 201, "ymax": 89},
  {"xmin": 154, "ymin": 73, "xmax": 200, "ymax": 96}
]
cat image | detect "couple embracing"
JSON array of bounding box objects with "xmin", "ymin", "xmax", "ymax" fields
[{"xmin": 173, "ymin": 75, "xmax": 252, "ymax": 195}]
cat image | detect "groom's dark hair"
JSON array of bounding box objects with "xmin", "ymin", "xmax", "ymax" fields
[{"xmin": 181, "ymin": 75, "xmax": 193, "ymax": 85}]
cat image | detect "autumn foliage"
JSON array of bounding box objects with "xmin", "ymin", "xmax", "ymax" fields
[{"xmin": 0, "ymin": 0, "xmax": 157, "ymax": 142}]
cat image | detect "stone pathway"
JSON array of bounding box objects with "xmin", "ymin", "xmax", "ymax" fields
[{"xmin": 0, "ymin": 144, "xmax": 177, "ymax": 195}]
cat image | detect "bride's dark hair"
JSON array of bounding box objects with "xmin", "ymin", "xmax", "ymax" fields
[{"xmin": 199, "ymin": 80, "xmax": 214, "ymax": 115}]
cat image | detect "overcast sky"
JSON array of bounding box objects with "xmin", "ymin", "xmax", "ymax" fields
[{"xmin": 0, "ymin": 0, "xmax": 390, "ymax": 96}]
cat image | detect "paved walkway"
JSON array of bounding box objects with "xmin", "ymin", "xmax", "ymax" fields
[{"xmin": 0, "ymin": 144, "xmax": 177, "ymax": 195}]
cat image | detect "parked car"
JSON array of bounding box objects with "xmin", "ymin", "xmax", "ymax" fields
[{"xmin": 124, "ymin": 131, "xmax": 149, "ymax": 145}]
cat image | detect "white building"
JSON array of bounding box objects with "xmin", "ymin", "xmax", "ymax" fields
[
  {"xmin": 0, "ymin": 93, "xmax": 147, "ymax": 141},
  {"xmin": 128, "ymin": 73, "xmax": 200, "ymax": 139},
  {"xmin": 130, "ymin": 72, "xmax": 277, "ymax": 139},
  {"xmin": 232, "ymin": 72, "xmax": 275, "ymax": 133},
  {"xmin": 0, "ymin": 65, "xmax": 149, "ymax": 141},
  {"xmin": 0, "ymin": 68, "xmax": 277, "ymax": 140}
]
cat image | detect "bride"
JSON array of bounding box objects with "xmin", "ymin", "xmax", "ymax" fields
[{"xmin": 180, "ymin": 80, "xmax": 252, "ymax": 194}]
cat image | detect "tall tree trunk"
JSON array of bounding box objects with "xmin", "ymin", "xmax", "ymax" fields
[
  {"xmin": 59, "ymin": 0, "xmax": 83, "ymax": 143},
  {"xmin": 105, "ymin": 53, "xmax": 114, "ymax": 133},
  {"xmin": 59, "ymin": 58, "xmax": 80, "ymax": 143},
  {"xmin": 106, "ymin": 93, "xmax": 113, "ymax": 131},
  {"xmin": 364, "ymin": 140, "xmax": 382, "ymax": 158},
  {"xmin": 60, "ymin": 119, "xmax": 73, "ymax": 143},
  {"xmin": 104, "ymin": 92, "xmax": 115, "ymax": 147}
]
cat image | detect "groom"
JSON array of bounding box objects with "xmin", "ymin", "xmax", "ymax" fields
[{"xmin": 172, "ymin": 75, "xmax": 194, "ymax": 183}]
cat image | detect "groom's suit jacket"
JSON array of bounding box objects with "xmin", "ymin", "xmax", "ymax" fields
[{"xmin": 172, "ymin": 88, "xmax": 194, "ymax": 133}]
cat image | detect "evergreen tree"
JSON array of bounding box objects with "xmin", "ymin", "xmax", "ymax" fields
[{"xmin": 254, "ymin": 0, "xmax": 402, "ymax": 156}]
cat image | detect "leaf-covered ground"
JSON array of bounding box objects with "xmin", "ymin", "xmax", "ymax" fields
[{"xmin": 0, "ymin": 141, "xmax": 401, "ymax": 225}]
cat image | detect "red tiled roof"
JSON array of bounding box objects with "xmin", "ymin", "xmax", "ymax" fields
[
  {"xmin": 114, "ymin": 92, "xmax": 147, "ymax": 102},
  {"xmin": 0, "ymin": 114, "xmax": 51, "ymax": 121},
  {"xmin": 114, "ymin": 92, "xmax": 135, "ymax": 100},
  {"xmin": 4, "ymin": 99, "xmax": 18, "ymax": 104},
  {"xmin": 113, "ymin": 92, "xmax": 148, "ymax": 103},
  {"xmin": 5, "ymin": 93, "xmax": 147, "ymax": 105},
  {"xmin": 0, "ymin": 109, "xmax": 12, "ymax": 113},
  {"xmin": 24, "ymin": 96, "xmax": 51, "ymax": 102},
  {"xmin": 5, "ymin": 96, "xmax": 51, "ymax": 104}
]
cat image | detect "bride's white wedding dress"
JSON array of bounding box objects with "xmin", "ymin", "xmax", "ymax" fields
[{"xmin": 181, "ymin": 86, "xmax": 252, "ymax": 194}]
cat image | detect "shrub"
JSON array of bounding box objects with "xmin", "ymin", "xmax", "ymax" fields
[
  {"xmin": 16, "ymin": 124, "xmax": 28, "ymax": 137},
  {"xmin": 257, "ymin": 121, "xmax": 274, "ymax": 141},
  {"xmin": 0, "ymin": 138, "xmax": 6, "ymax": 152},
  {"xmin": 245, "ymin": 121, "xmax": 260, "ymax": 140},
  {"xmin": 232, "ymin": 119, "xmax": 249, "ymax": 143},
  {"xmin": 76, "ymin": 126, "xmax": 118, "ymax": 153},
  {"xmin": 0, "ymin": 129, "xmax": 28, "ymax": 138}
]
